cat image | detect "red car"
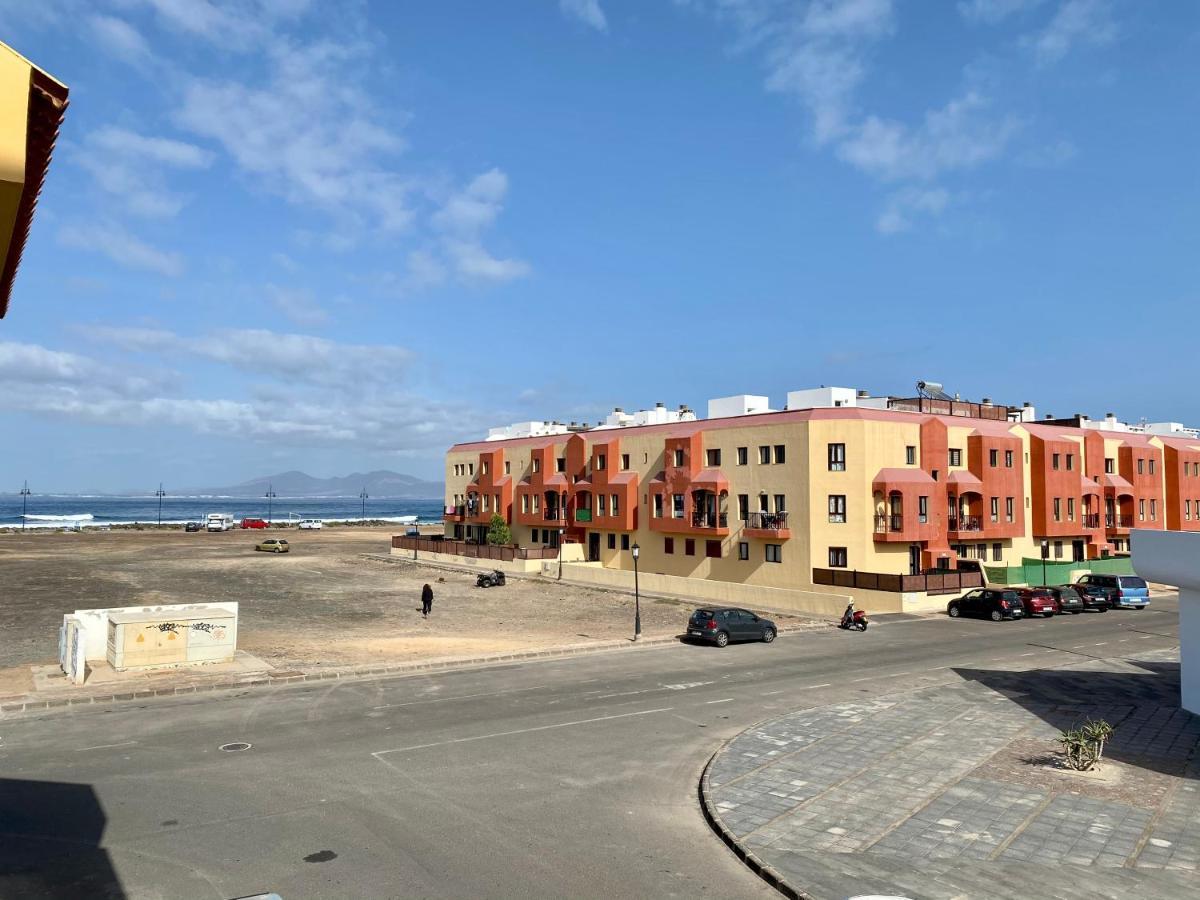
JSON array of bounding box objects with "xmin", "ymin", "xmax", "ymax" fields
[
  {"xmin": 1017, "ymin": 587, "xmax": 1058, "ymax": 618},
  {"xmin": 241, "ymin": 517, "xmax": 268, "ymax": 529}
]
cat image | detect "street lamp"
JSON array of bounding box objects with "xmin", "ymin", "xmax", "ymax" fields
[
  {"xmin": 359, "ymin": 487, "xmax": 368, "ymax": 521},
  {"xmin": 557, "ymin": 527, "xmax": 564, "ymax": 580},
  {"xmin": 1040, "ymin": 539, "xmax": 1049, "ymax": 586},
  {"xmin": 632, "ymin": 542, "xmax": 642, "ymax": 641},
  {"xmin": 155, "ymin": 482, "xmax": 166, "ymax": 526},
  {"xmin": 19, "ymin": 480, "xmax": 30, "ymax": 531},
  {"xmin": 265, "ymin": 483, "xmax": 277, "ymax": 525}
]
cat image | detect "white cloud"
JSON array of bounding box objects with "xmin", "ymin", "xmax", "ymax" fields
[
  {"xmin": 58, "ymin": 221, "xmax": 185, "ymax": 276},
  {"xmin": 1019, "ymin": 138, "xmax": 1078, "ymax": 167},
  {"xmin": 1024, "ymin": 0, "xmax": 1116, "ymax": 63},
  {"xmin": 125, "ymin": 0, "xmax": 312, "ymax": 51},
  {"xmin": 88, "ymin": 14, "xmax": 152, "ymax": 62},
  {"xmin": 432, "ymin": 168, "xmax": 530, "ymax": 283},
  {"xmin": 876, "ymin": 187, "xmax": 952, "ymax": 234},
  {"xmin": 958, "ymin": 0, "xmax": 1046, "ymax": 25},
  {"xmin": 264, "ymin": 284, "xmax": 329, "ymax": 326},
  {"xmin": 559, "ymin": 0, "xmax": 608, "ymax": 32},
  {"xmin": 75, "ymin": 125, "xmax": 214, "ymax": 219}
]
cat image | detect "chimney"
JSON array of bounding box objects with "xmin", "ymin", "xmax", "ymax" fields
[
  {"xmin": 656, "ymin": 401, "xmax": 664, "ymax": 408},
  {"xmin": 1023, "ymin": 402, "xmax": 1032, "ymax": 408},
  {"xmin": 1045, "ymin": 414, "xmax": 1054, "ymax": 420},
  {"xmin": 981, "ymin": 397, "xmax": 992, "ymax": 406},
  {"xmin": 1079, "ymin": 414, "xmax": 1089, "ymax": 421},
  {"xmin": 857, "ymin": 389, "xmax": 869, "ymax": 398},
  {"xmin": 613, "ymin": 407, "xmax": 623, "ymax": 413},
  {"xmin": 1106, "ymin": 412, "xmax": 1117, "ymax": 420}
]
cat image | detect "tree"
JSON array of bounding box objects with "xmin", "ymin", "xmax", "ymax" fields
[{"xmin": 486, "ymin": 513, "xmax": 511, "ymax": 546}]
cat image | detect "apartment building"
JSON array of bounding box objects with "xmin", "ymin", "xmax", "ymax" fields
[{"xmin": 442, "ymin": 388, "xmax": 1200, "ymax": 599}]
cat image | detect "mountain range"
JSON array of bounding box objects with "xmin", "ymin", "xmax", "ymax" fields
[{"xmin": 183, "ymin": 470, "xmax": 443, "ymax": 498}]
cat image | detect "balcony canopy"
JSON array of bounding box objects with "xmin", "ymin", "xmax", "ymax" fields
[
  {"xmin": 1099, "ymin": 473, "xmax": 1134, "ymax": 495},
  {"xmin": 873, "ymin": 468, "xmax": 937, "ymax": 489},
  {"xmin": 1080, "ymin": 475, "xmax": 1102, "ymax": 495},
  {"xmin": 690, "ymin": 467, "xmax": 729, "ymax": 491},
  {"xmin": 946, "ymin": 470, "xmax": 983, "ymax": 490}
]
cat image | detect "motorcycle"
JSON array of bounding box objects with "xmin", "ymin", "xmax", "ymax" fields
[
  {"xmin": 838, "ymin": 604, "xmax": 868, "ymax": 631},
  {"xmin": 476, "ymin": 569, "xmax": 506, "ymax": 588}
]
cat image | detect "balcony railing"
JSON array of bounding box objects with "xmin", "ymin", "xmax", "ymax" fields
[
  {"xmin": 948, "ymin": 516, "xmax": 981, "ymax": 532},
  {"xmin": 746, "ymin": 511, "xmax": 788, "ymax": 531},
  {"xmin": 692, "ymin": 511, "xmax": 729, "ymax": 529},
  {"xmin": 544, "ymin": 508, "xmax": 564, "ymax": 522},
  {"xmin": 574, "ymin": 508, "xmax": 592, "ymax": 523},
  {"xmin": 1106, "ymin": 514, "xmax": 1134, "ymax": 529},
  {"xmin": 874, "ymin": 513, "xmax": 903, "ymax": 533},
  {"xmin": 444, "ymin": 504, "xmax": 465, "ymax": 517},
  {"xmin": 1082, "ymin": 513, "xmax": 1100, "ymax": 529}
]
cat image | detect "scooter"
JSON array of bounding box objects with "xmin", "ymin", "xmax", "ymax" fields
[{"xmin": 838, "ymin": 604, "xmax": 868, "ymax": 631}]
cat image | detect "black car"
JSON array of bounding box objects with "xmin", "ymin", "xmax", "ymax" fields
[
  {"xmin": 1073, "ymin": 582, "xmax": 1111, "ymax": 612},
  {"xmin": 1044, "ymin": 585, "xmax": 1085, "ymax": 614},
  {"xmin": 687, "ymin": 608, "xmax": 776, "ymax": 647},
  {"xmin": 947, "ymin": 588, "xmax": 1025, "ymax": 621},
  {"xmin": 184, "ymin": 521, "xmax": 203, "ymax": 532}
]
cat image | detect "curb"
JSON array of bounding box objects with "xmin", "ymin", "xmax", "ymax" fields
[
  {"xmin": 699, "ymin": 748, "xmax": 810, "ymax": 900},
  {"xmin": 0, "ymin": 623, "xmax": 816, "ymax": 721}
]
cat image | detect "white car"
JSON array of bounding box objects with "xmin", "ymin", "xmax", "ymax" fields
[{"xmin": 297, "ymin": 518, "xmax": 323, "ymax": 530}]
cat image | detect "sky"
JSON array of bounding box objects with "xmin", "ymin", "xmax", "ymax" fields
[{"xmin": 0, "ymin": 0, "xmax": 1197, "ymax": 492}]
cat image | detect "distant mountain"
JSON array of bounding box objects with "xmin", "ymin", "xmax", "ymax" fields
[{"xmin": 185, "ymin": 470, "xmax": 443, "ymax": 498}]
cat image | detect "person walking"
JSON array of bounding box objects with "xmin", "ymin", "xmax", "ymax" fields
[{"xmin": 421, "ymin": 583, "xmax": 433, "ymax": 618}]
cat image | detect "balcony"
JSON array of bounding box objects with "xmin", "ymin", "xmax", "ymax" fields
[
  {"xmin": 947, "ymin": 516, "xmax": 982, "ymax": 533},
  {"xmin": 544, "ymin": 508, "xmax": 565, "ymax": 523},
  {"xmin": 692, "ymin": 511, "xmax": 729, "ymax": 530},
  {"xmin": 744, "ymin": 511, "xmax": 791, "ymax": 540},
  {"xmin": 1082, "ymin": 513, "xmax": 1101, "ymax": 529},
  {"xmin": 573, "ymin": 508, "xmax": 593, "ymax": 523},
  {"xmin": 1106, "ymin": 514, "xmax": 1133, "ymax": 534},
  {"xmin": 444, "ymin": 504, "xmax": 466, "ymax": 522},
  {"xmin": 874, "ymin": 513, "xmax": 903, "ymax": 534}
]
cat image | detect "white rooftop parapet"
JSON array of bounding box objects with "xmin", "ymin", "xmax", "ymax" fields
[
  {"xmin": 786, "ymin": 386, "xmax": 859, "ymax": 410},
  {"xmin": 486, "ymin": 420, "xmax": 570, "ymax": 441},
  {"xmin": 1132, "ymin": 530, "xmax": 1198, "ymax": 714},
  {"xmin": 708, "ymin": 395, "xmax": 772, "ymax": 419}
]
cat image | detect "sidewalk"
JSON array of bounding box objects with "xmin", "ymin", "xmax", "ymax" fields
[{"xmin": 702, "ymin": 648, "xmax": 1200, "ymax": 900}]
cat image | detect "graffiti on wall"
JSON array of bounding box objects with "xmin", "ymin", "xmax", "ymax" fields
[{"xmin": 144, "ymin": 621, "xmax": 228, "ymax": 640}]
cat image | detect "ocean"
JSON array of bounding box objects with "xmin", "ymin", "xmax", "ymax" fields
[{"xmin": 0, "ymin": 494, "xmax": 446, "ymax": 529}]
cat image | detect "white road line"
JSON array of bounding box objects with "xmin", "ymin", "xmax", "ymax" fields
[
  {"xmin": 1139, "ymin": 635, "xmax": 1154, "ymax": 639},
  {"xmin": 763, "ymin": 690, "xmax": 785, "ymax": 695},
  {"xmin": 803, "ymin": 683, "xmax": 833, "ymax": 690},
  {"xmin": 1020, "ymin": 652, "xmax": 1036, "ymax": 657},
  {"xmin": 75, "ymin": 740, "xmax": 137, "ymax": 752},
  {"xmin": 705, "ymin": 698, "xmax": 735, "ymax": 705},
  {"xmin": 891, "ymin": 671, "xmax": 913, "ymax": 677},
  {"xmin": 597, "ymin": 690, "xmax": 652, "ymax": 699},
  {"xmin": 372, "ymin": 707, "xmax": 674, "ymax": 756},
  {"xmin": 1094, "ymin": 642, "xmax": 1108, "ymax": 646}
]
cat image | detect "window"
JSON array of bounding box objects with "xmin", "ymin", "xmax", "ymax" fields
[
  {"xmin": 1053, "ymin": 540, "xmax": 1063, "ymax": 559},
  {"xmin": 685, "ymin": 538, "xmax": 696, "ymax": 556},
  {"xmin": 672, "ymin": 494, "xmax": 684, "ymax": 518},
  {"xmin": 607, "ymin": 534, "xmax": 616, "ymax": 550},
  {"xmin": 990, "ymin": 497, "xmax": 999, "ymax": 522},
  {"xmin": 738, "ymin": 494, "xmax": 749, "ymax": 520},
  {"xmin": 1066, "ymin": 453, "xmax": 1074, "ymax": 471},
  {"xmin": 1188, "ymin": 500, "xmax": 1193, "ymax": 520},
  {"xmin": 736, "ymin": 447, "xmax": 748, "ymax": 465},
  {"xmin": 1137, "ymin": 458, "xmax": 1144, "ymax": 475},
  {"xmin": 664, "ymin": 537, "xmax": 674, "ymax": 554},
  {"xmin": 932, "ymin": 470, "xmax": 939, "ymax": 481},
  {"xmin": 482, "ymin": 494, "xmax": 490, "ymax": 512},
  {"xmin": 977, "ymin": 543, "xmax": 988, "ymax": 562},
  {"xmin": 468, "ymin": 463, "xmax": 475, "ymax": 475},
  {"xmin": 621, "ymin": 453, "xmax": 630, "ymax": 471},
  {"xmin": 906, "ymin": 445, "xmax": 916, "ymax": 465},
  {"xmin": 532, "ymin": 458, "xmax": 541, "ymax": 474},
  {"xmin": 765, "ymin": 544, "xmax": 782, "ymax": 563},
  {"xmin": 597, "ymin": 494, "xmax": 607, "ymax": 515},
  {"xmin": 482, "ymin": 461, "xmax": 489, "ymax": 474},
  {"xmin": 773, "ymin": 444, "xmax": 786, "ymax": 464},
  {"xmin": 1149, "ymin": 459, "xmax": 1156, "ymax": 475},
  {"xmin": 1005, "ymin": 449, "xmax": 1013, "ymax": 468},
  {"xmin": 989, "ymin": 449, "xmax": 998, "ymax": 467},
  {"xmin": 918, "ymin": 495, "xmax": 928, "ymax": 524},
  {"xmin": 1067, "ymin": 498, "xmax": 1075, "ymax": 521},
  {"xmin": 505, "ymin": 461, "xmax": 511, "ymax": 475},
  {"xmin": 611, "ymin": 494, "xmax": 619, "ymax": 516},
  {"xmin": 1052, "ymin": 453, "xmax": 1060, "ymax": 470},
  {"xmin": 1053, "ymin": 498, "xmax": 1061, "ymax": 521},
  {"xmin": 705, "ymin": 540, "xmax": 721, "ymax": 558},
  {"xmin": 673, "ymin": 448, "xmax": 684, "ymax": 467},
  {"xmin": 1139, "ymin": 499, "xmax": 1146, "ymax": 521},
  {"xmin": 759, "ymin": 445, "xmax": 771, "ymax": 464},
  {"xmin": 621, "ymin": 534, "xmax": 629, "ymax": 550},
  {"xmin": 705, "ymin": 448, "xmax": 721, "ymax": 467},
  {"xmin": 949, "ymin": 448, "xmax": 962, "ymax": 467},
  {"xmin": 556, "ymin": 457, "xmax": 565, "ymax": 473},
  {"xmin": 992, "ymin": 543, "xmax": 1003, "ymax": 561},
  {"xmin": 596, "ymin": 453, "xmax": 606, "ymax": 471},
  {"xmin": 828, "ymin": 495, "xmax": 846, "ymax": 523},
  {"xmin": 653, "ymin": 494, "xmax": 663, "ymax": 518},
  {"xmin": 828, "ymin": 547, "xmax": 847, "ymax": 568},
  {"xmin": 1104, "ymin": 458, "xmax": 1114, "ymax": 474},
  {"xmin": 521, "ymin": 495, "xmax": 530, "ymax": 513},
  {"xmin": 828, "ymin": 443, "xmax": 846, "ymax": 471},
  {"xmin": 738, "ymin": 541, "xmax": 749, "ymax": 561},
  {"xmin": 774, "ymin": 494, "xmax": 786, "ymax": 513},
  {"xmin": 1150, "ymin": 499, "xmax": 1157, "ymax": 521},
  {"xmin": 758, "ymin": 494, "xmax": 769, "ymax": 512}
]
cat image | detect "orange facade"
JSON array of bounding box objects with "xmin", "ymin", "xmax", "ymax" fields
[
  {"xmin": 648, "ymin": 433, "xmax": 731, "ymax": 537},
  {"xmin": 1164, "ymin": 439, "xmax": 1200, "ymax": 532}
]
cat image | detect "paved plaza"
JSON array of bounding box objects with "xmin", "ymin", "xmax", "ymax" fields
[{"xmin": 704, "ymin": 648, "xmax": 1200, "ymax": 899}]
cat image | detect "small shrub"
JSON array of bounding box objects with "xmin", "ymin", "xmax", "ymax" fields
[{"xmin": 1059, "ymin": 719, "xmax": 1115, "ymax": 771}]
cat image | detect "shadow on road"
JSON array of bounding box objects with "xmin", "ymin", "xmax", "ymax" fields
[{"xmin": 0, "ymin": 777, "xmax": 125, "ymax": 899}]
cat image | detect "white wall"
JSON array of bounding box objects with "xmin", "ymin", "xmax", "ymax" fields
[
  {"xmin": 708, "ymin": 395, "xmax": 772, "ymax": 419},
  {"xmin": 66, "ymin": 602, "xmax": 239, "ymax": 663},
  {"xmin": 786, "ymin": 386, "xmax": 858, "ymax": 410},
  {"xmin": 1131, "ymin": 530, "xmax": 1197, "ymax": 714}
]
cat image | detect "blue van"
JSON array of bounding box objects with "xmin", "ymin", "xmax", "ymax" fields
[{"xmin": 1076, "ymin": 574, "xmax": 1150, "ymax": 609}]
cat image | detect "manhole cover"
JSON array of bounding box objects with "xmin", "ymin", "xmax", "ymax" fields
[{"xmin": 220, "ymin": 741, "xmax": 252, "ymax": 752}]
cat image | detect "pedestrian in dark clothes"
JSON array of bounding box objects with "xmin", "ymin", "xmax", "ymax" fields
[{"xmin": 421, "ymin": 583, "xmax": 433, "ymax": 618}]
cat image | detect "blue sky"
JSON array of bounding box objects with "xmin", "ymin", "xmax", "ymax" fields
[{"xmin": 0, "ymin": 0, "xmax": 1197, "ymax": 491}]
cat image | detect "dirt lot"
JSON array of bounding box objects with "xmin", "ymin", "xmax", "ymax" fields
[{"xmin": 0, "ymin": 527, "xmax": 815, "ymax": 691}]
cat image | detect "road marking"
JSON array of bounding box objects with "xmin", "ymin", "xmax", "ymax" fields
[
  {"xmin": 1093, "ymin": 642, "xmax": 1108, "ymax": 646},
  {"xmin": 597, "ymin": 689, "xmax": 653, "ymax": 699},
  {"xmin": 763, "ymin": 690, "xmax": 784, "ymax": 695},
  {"xmin": 372, "ymin": 707, "xmax": 674, "ymax": 756},
  {"xmin": 1019, "ymin": 652, "xmax": 1036, "ymax": 657},
  {"xmin": 804, "ymin": 682, "xmax": 833, "ymax": 689},
  {"xmin": 75, "ymin": 740, "xmax": 138, "ymax": 752},
  {"xmin": 706, "ymin": 698, "xmax": 734, "ymax": 705}
]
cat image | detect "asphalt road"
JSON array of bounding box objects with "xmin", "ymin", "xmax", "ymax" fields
[{"xmin": 0, "ymin": 596, "xmax": 1181, "ymax": 900}]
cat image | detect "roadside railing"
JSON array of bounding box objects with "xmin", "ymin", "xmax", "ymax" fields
[
  {"xmin": 812, "ymin": 567, "xmax": 983, "ymax": 595},
  {"xmin": 392, "ymin": 536, "xmax": 558, "ymax": 561}
]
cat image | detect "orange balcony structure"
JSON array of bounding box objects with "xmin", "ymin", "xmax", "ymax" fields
[
  {"xmin": 743, "ymin": 510, "xmax": 791, "ymax": 540},
  {"xmin": 872, "ymin": 469, "xmax": 942, "ymax": 543},
  {"xmin": 1163, "ymin": 437, "xmax": 1200, "ymax": 532},
  {"xmin": 573, "ymin": 437, "xmax": 638, "ymax": 532},
  {"xmin": 459, "ymin": 447, "xmax": 512, "ymax": 534},
  {"xmin": 648, "ymin": 433, "xmax": 731, "ymax": 536},
  {"xmin": 1101, "ymin": 473, "xmax": 1135, "ymax": 537}
]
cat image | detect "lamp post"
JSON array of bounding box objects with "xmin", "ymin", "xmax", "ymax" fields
[
  {"xmin": 557, "ymin": 527, "xmax": 564, "ymax": 580},
  {"xmin": 265, "ymin": 483, "xmax": 277, "ymax": 525},
  {"xmin": 359, "ymin": 487, "xmax": 368, "ymax": 521},
  {"xmin": 1040, "ymin": 539, "xmax": 1049, "ymax": 586},
  {"xmin": 155, "ymin": 483, "xmax": 166, "ymax": 526},
  {"xmin": 632, "ymin": 542, "xmax": 642, "ymax": 641},
  {"xmin": 19, "ymin": 480, "xmax": 30, "ymax": 531}
]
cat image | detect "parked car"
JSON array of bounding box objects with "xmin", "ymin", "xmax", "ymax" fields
[
  {"xmin": 947, "ymin": 588, "xmax": 1025, "ymax": 621},
  {"xmin": 686, "ymin": 608, "xmax": 777, "ymax": 647},
  {"xmin": 1044, "ymin": 585, "xmax": 1086, "ymax": 614},
  {"xmin": 184, "ymin": 521, "xmax": 203, "ymax": 532},
  {"xmin": 1016, "ymin": 587, "xmax": 1058, "ymax": 618},
  {"xmin": 475, "ymin": 569, "xmax": 506, "ymax": 588},
  {"xmin": 255, "ymin": 538, "xmax": 290, "ymax": 553},
  {"xmin": 297, "ymin": 519, "xmax": 323, "ymax": 530},
  {"xmin": 1075, "ymin": 574, "xmax": 1150, "ymax": 609},
  {"xmin": 1073, "ymin": 581, "xmax": 1112, "ymax": 612},
  {"xmin": 241, "ymin": 517, "xmax": 268, "ymax": 529}
]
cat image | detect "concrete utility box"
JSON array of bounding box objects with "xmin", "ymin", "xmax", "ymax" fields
[
  {"xmin": 106, "ymin": 608, "xmax": 237, "ymax": 672},
  {"xmin": 1133, "ymin": 530, "xmax": 1198, "ymax": 714}
]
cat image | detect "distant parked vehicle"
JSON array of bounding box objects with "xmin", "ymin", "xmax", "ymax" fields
[
  {"xmin": 1016, "ymin": 587, "xmax": 1058, "ymax": 618},
  {"xmin": 475, "ymin": 569, "xmax": 506, "ymax": 588},
  {"xmin": 206, "ymin": 513, "xmax": 235, "ymax": 532},
  {"xmin": 255, "ymin": 538, "xmax": 289, "ymax": 553},
  {"xmin": 297, "ymin": 519, "xmax": 323, "ymax": 530},
  {"xmin": 1072, "ymin": 581, "xmax": 1112, "ymax": 612},
  {"xmin": 1044, "ymin": 585, "xmax": 1086, "ymax": 614},
  {"xmin": 241, "ymin": 517, "xmax": 268, "ymax": 529},
  {"xmin": 1075, "ymin": 574, "xmax": 1149, "ymax": 609},
  {"xmin": 947, "ymin": 588, "xmax": 1025, "ymax": 621},
  {"xmin": 687, "ymin": 608, "xmax": 777, "ymax": 647},
  {"xmin": 184, "ymin": 521, "xmax": 203, "ymax": 533}
]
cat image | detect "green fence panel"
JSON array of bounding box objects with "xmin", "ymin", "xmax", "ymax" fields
[{"xmin": 982, "ymin": 565, "xmax": 1013, "ymax": 585}]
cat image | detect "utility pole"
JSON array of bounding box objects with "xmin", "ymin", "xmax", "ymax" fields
[
  {"xmin": 360, "ymin": 487, "xmax": 368, "ymax": 521},
  {"xmin": 19, "ymin": 481, "xmax": 30, "ymax": 531},
  {"xmin": 155, "ymin": 483, "xmax": 166, "ymax": 525},
  {"xmin": 632, "ymin": 542, "xmax": 642, "ymax": 641},
  {"xmin": 265, "ymin": 483, "xmax": 277, "ymax": 524}
]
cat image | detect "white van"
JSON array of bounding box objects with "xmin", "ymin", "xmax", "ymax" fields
[
  {"xmin": 206, "ymin": 513, "xmax": 235, "ymax": 532},
  {"xmin": 297, "ymin": 518, "xmax": 323, "ymax": 530}
]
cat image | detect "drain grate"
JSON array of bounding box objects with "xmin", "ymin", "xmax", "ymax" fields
[{"xmin": 219, "ymin": 741, "xmax": 252, "ymax": 752}]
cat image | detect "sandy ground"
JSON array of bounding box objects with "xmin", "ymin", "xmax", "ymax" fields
[{"xmin": 0, "ymin": 527, "xmax": 816, "ymax": 692}]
